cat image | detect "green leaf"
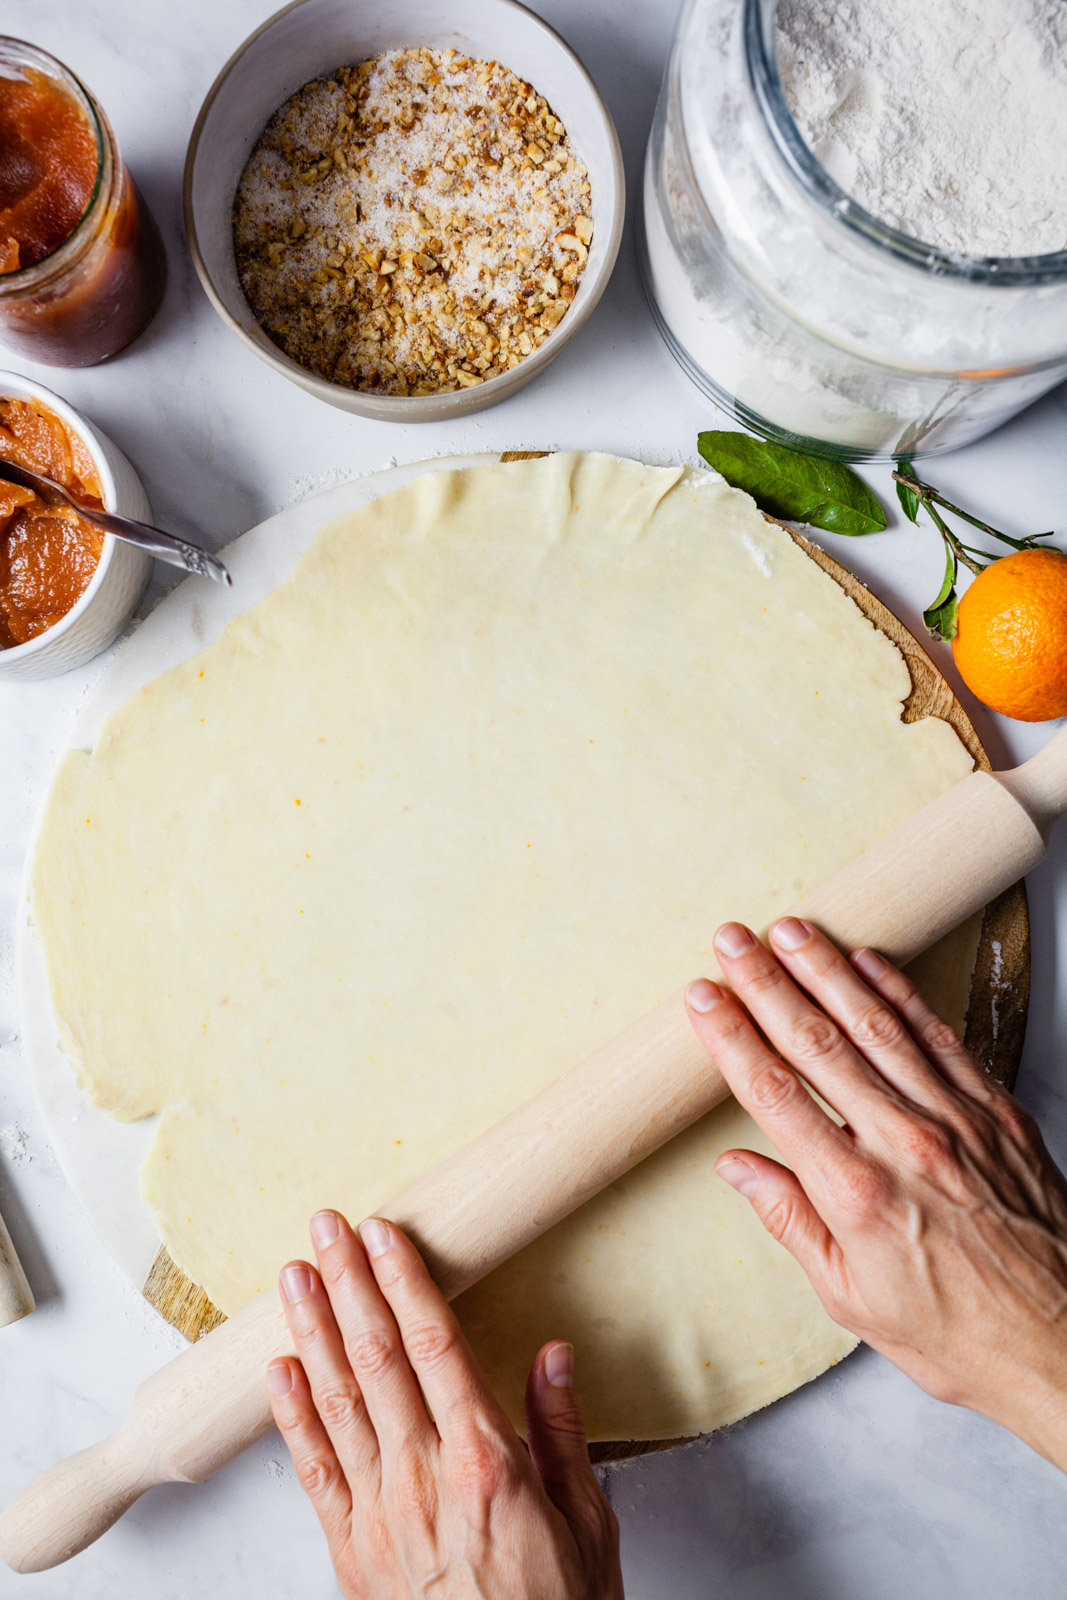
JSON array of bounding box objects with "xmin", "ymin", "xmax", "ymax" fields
[
  {"xmin": 924, "ymin": 590, "xmax": 959, "ymax": 642},
  {"xmin": 697, "ymin": 431, "xmax": 887, "ymax": 537},
  {"xmin": 895, "ymin": 456, "xmax": 920, "ymax": 524},
  {"xmin": 923, "ymin": 540, "xmax": 960, "ymax": 642}
]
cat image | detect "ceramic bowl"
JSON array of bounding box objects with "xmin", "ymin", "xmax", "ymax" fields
[
  {"xmin": 0, "ymin": 373, "xmax": 152, "ymax": 681},
  {"xmin": 183, "ymin": 0, "xmax": 625, "ymax": 421}
]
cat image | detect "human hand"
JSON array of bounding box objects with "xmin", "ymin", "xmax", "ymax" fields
[
  {"xmin": 686, "ymin": 918, "xmax": 1067, "ymax": 1472},
  {"xmin": 266, "ymin": 1211, "xmax": 622, "ymax": 1599}
]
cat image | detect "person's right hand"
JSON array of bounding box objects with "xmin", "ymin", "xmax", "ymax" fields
[
  {"xmin": 686, "ymin": 917, "xmax": 1067, "ymax": 1472},
  {"xmin": 266, "ymin": 1211, "xmax": 622, "ymax": 1600}
]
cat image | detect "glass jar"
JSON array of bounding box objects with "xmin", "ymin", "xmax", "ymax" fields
[
  {"xmin": 639, "ymin": 0, "xmax": 1067, "ymax": 461},
  {"xmin": 0, "ymin": 38, "xmax": 166, "ymax": 366}
]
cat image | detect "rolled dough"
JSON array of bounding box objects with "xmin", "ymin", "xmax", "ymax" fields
[{"xmin": 32, "ymin": 452, "xmax": 977, "ymax": 1441}]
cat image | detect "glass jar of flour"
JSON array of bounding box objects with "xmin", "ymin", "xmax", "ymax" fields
[{"xmin": 640, "ymin": 0, "xmax": 1067, "ymax": 461}]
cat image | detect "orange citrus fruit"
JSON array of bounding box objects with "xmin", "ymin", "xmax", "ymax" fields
[{"xmin": 952, "ymin": 547, "xmax": 1067, "ymax": 722}]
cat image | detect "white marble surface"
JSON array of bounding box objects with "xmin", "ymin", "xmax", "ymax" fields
[{"xmin": 1, "ymin": 0, "xmax": 1066, "ymax": 1594}]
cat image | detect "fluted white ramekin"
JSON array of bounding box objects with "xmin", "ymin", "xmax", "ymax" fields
[{"xmin": 0, "ymin": 372, "xmax": 152, "ymax": 681}]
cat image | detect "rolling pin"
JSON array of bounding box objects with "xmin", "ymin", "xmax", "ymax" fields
[{"xmin": 3, "ymin": 724, "xmax": 1066, "ymax": 1575}]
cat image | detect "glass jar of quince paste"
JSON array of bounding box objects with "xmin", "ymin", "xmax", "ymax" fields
[
  {"xmin": 639, "ymin": 0, "xmax": 1067, "ymax": 462},
  {"xmin": 0, "ymin": 38, "xmax": 166, "ymax": 366}
]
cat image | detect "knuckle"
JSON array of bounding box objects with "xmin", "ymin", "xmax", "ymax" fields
[
  {"xmin": 542, "ymin": 1399, "xmax": 588, "ymax": 1443},
  {"xmin": 786, "ymin": 1012, "xmax": 842, "ymax": 1063},
  {"xmin": 898, "ymin": 1118, "xmax": 954, "ymax": 1172},
  {"xmin": 344, "ymin": 1326, "xmax": 397, "ymax": 1380},
  {"xmin": 295, "ymin": 1452, "xmax": 336, "ymax": 1500},
  {"xmin": 749, "ymin": 1063, "xmax": 803, "ymax": 1116},
  {"xmin": 920, "ymin": 1016, "xmax": 963, "ymax": 1056},
  {"xmin": 292, "ymin": 1314, "xmax": 327, "ymax": 1350},
  {"xmin": 451, "ymin": 1429, "xmax": 513, "ymax": 1504},
  {"xmin": 884, "ymin": 970, "xmax": 918, "ymax": 1007},
  {"xmin": 319, "ymin": 1252, "xmax": 354, "ymax": 1290},
  {"xmin": 286, "ymin": 1407, "xmax": 321, "ymax": 1442},
  {"xmin": 802, "ymin": 942, "xmax": 840, "ymax": 981},
  {"xmin": 834, "ymin": 1160, "xmax": 889, "ymax": 1218},
  {"xmin": 758, "ymin": 1190, "xmax": 799, "ymax": 1244},
  {"xmin": 851, "ymin": 1003, "xmax": 906, "ymax": 1051},
  {"xmin": 743, "ymin": 962, "xmax": 786, "ymax": 998},
  {"xmin": 712, "ymin": 1006, "xmax": 756, "ymax": 1047},
  {"xmin": 403, "ymin": 1317, "xmax": 458, "ymax": 1371},
  {"xmin": 369, "ymin": 1248, "xmax": 412, "ymax": 1294},
  {"xmin": 316, "ymin": 1382, "xmax": 361, "ymax": 1431}
]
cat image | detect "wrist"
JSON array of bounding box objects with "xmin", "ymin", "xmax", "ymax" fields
[{"xmin": 976, "ymin": 1349, "xmax": 1067, "ymax": 1474}]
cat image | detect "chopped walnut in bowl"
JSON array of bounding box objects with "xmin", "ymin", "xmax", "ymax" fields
[{"xmin": 234, "ymin": 49, "xmax": 595, "ymax": 398}]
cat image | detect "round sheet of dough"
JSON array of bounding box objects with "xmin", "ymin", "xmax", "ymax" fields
[{"xmin": 32, "ymin": 452, "xmax": 976, "ymax": 1441}]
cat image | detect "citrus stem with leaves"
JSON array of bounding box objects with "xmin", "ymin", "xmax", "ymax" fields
[{"xmin": 894, "ymin": 461, "xmax": 1056, "ymax": 643}]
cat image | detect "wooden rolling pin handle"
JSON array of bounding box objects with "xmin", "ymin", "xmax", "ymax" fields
[
  {"xmin": 0, "ymin": 1208, "xmax": 35, "ymax": 1329},
  {"xmin": 996, "ymin": 722, "xmax": 1067, "ymax": 838},
  {"xmin": 0, "ymin": 1418, "xmax": 165, "ymax": 1571},
  {"xmin": 3, "ymin": 728, "xmax": 1065, "ymax": 1574}
]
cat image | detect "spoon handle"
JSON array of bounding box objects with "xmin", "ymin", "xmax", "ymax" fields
[{"xmin": 81, "ymin": 510, "xmax": 232, "ymax": 587}]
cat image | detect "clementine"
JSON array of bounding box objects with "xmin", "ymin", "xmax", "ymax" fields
[{"xmin": 951, "ymin": 547, "xmax": 1067, "ymax": 722}]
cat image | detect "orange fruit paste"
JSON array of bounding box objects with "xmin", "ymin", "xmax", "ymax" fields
[
  {"xmin": 0, "ymin": 397, "xmax": 104, "ymax": 649},
  {"xmin": 952, "ymin": 547, "xmax": 1067, "ymax": 723},
  {"xmin": 0, "ymin": 66, "xmax": 98, "ymax": 274}
]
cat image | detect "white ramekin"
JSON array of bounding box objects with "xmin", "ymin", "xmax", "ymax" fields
[
  {"xmin": 0, "ymin": 373, "xmax": 152, "ymax": 681},
  {"xmin": 183, "ymin": 0, "xmax": 625, "ymax": 421}
]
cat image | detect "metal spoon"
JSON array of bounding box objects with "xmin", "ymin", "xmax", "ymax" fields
[{"xmin": 0, "ymin": 459, "xmax": 233, "ymax": 586}]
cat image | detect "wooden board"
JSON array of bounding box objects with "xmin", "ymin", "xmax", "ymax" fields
[{"xmin": 139, "ymin": 451, "xmax": 1030, "ymax": 1452}]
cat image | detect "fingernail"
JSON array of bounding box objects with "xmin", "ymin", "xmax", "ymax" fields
[
  {"xmin": 281, "ymin": 1263, "xmax": 312, "ymax": 1303},
  {"xmin": 267, "ymin": 1360, "xmax": 294, "ymax": 1397},
  {"xmin": 852, "ymin": 948, "xmax": 886, "ymax": 981},
  {"xmin": 771, "ymin": 917, "xmax": 812, "ymax": 952},
  {"xmin": 360, "ymin": 1218, "xmax": 391, "ymax": 1258},
  {"xmin": 310, "ymin": 1210, "xmax": 340, "ymax": 1250},
  {"xmin": 544, "ymin": 1342, "xmax": 574, "ymax": 1389},
  {"xmin": 686, "ymin": 978, "xmax": 724, "ymax": 1014},
  {"xmin": 717, "ymin": 1157, "xmax": 759, "ymax": 1200},
  {"xmin": 714, "ymin": 923, "xmax": 756, "ymax": 958}
]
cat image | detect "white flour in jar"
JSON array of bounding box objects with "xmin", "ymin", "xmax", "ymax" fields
[{"xmin": 776, "ymin": 0, "xmax": 1067, "ymax": 258}]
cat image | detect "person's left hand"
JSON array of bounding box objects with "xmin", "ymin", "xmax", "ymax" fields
[
  {"xmin": 684, "ymin": 917, "xmax": 1067, "ymax": 1470},
  {"xmin": 266, "ymin": 1211, "xmax": 622, "ymax": 1600}
]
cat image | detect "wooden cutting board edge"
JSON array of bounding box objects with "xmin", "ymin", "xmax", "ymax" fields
[{"xmin": 141, "ymin": 450, "xmax": 1031, "ymax": 1464}]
